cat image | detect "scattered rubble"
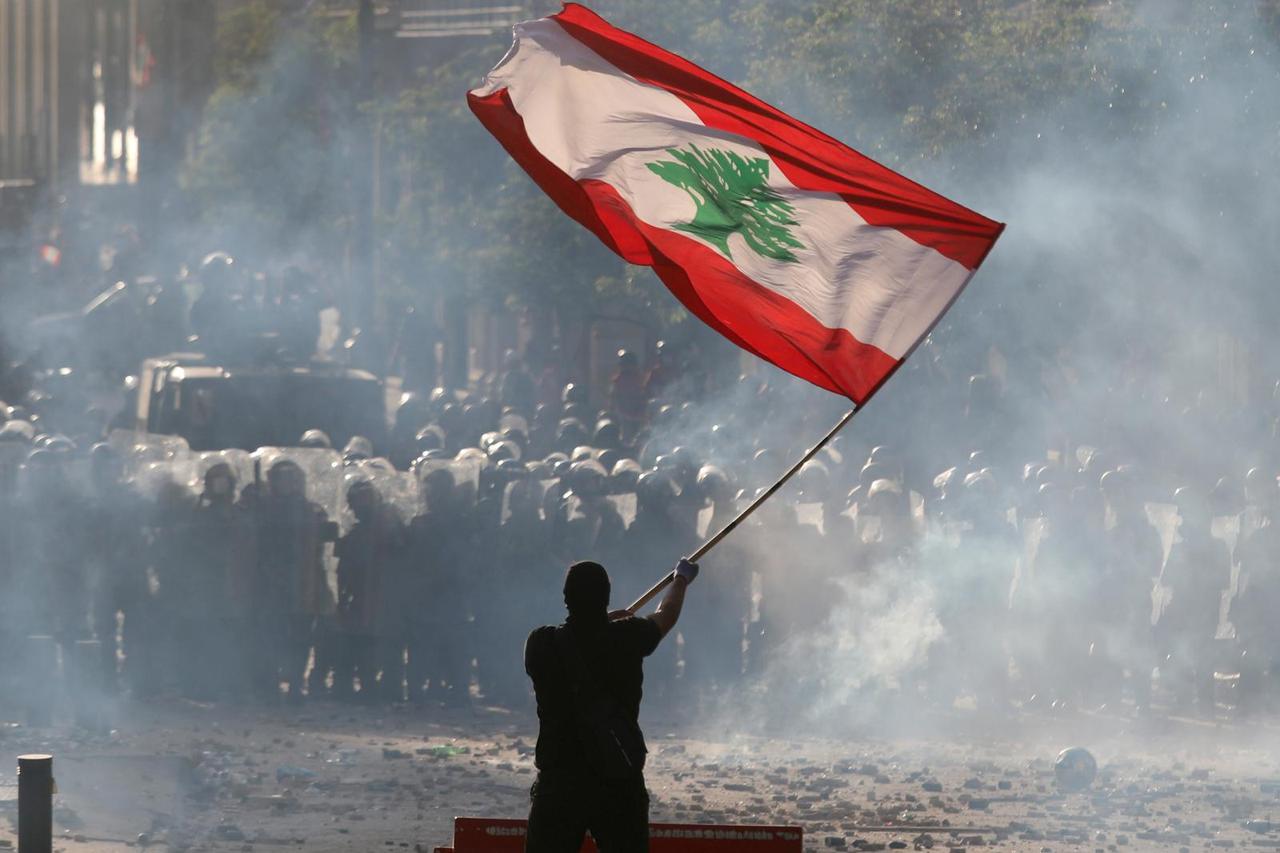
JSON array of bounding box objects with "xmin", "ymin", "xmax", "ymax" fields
[{"xmin": 0, "ymin": 701, "xmax": 1276, "ymax": 852}]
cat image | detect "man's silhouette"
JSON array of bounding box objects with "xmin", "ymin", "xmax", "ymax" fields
[{"xmin": 523, "ymin": 558, "xmax": 698, "ymax": 852}]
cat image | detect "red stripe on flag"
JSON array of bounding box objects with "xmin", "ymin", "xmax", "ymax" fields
[
  {"xmin": 467, "ymin": 88, "xmax": 656, "ymax": 266},
  {"xmin": 469, "ymin": 86, "xmax": 900, "ymax": 402},
  {"xmin": 585, "ymin": 181, "xmax": 902, "ymax": 401},
  {"xmin": 552, "ymin": 3, "xmax": 1004, "ymax": 271}
]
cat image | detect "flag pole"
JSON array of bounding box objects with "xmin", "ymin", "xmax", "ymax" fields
[{"xmin": 627, "ymin": 405, "xmax": 858, "ymax": 613}]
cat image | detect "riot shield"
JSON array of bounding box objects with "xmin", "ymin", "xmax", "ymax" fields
[
  {"xmin": 250, "ymin": 447, "xmax": 345, "ymax": 521},
  {"xmin": 910, "ymin": 490, "xmax": 927, "ymax": 533},
  {"xmin": 414, "ymin": 457, "xmax": 482, "ymax": 515},
  {"xmin": 607, "ymin": 491, "xmax": 637, "ymax": 529},
  {"xmin": 389, "ymin": 471, "xmax": 420, "ymax": 525},
  {"xmin": 1211, "ymin": 513, "xmax": 1241, "ymax": 556},
  {"xmin": 1241, "ymin": 503, "xmax": 1268, "ymax": 541},
  {"xmin": 194, "ymin": 449, "xmax": 254, "ymax": 499},
  {"xmin": 450, "ymin": 454, "xmax": 484, "ymax": 503},
  {"xmin": 340, "ymin": 458, "xmax": 417, "ymax": 530},
  {"xmin": 1144, "ymin": 501, "xmax": 1179, "ymax": 564},
  {"xmin": 501, "ymin": 478, "xmax": 550, "ymax": 525},
  {"xmin": 252, "ymin": 446, "xmax": 345, "ymax": 597},
  {"xmin": 107, "ymin": 428, "xmax": 192, "ymax": 465},
  {"xmin": 1021, "ymin": 514, "xmax": 1049, "ymax": 580},
  {"xmin": 696, "ymin": 503, "xmax": 715, "ymax": 539},
  {"xmin": 539, "ymin": 478, "xmax": 564, "ymax": 524},
  {"xmin": 135, "ymin": 459, "xmax": 199, "ymax": 505},
  {"xmin": 107, "ymin": 429, "xmax": 195, "ymax": 495},
  {"xmin": 795, "ymin": 501, "xmax": 824, "ymax": 533}
]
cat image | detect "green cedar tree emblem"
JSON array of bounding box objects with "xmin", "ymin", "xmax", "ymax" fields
[{"xmin": 646, "ymin": 144, "xmax": 803, "ymax": 263}]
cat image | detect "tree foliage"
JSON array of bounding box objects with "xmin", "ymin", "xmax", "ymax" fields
[
  {"xmin": 183, "ymin": 2, "xmax": 361, "ymax": 264},
  {"xmin": 185, "ymin": 0, "xmax": 1280, "ymax": 337}
]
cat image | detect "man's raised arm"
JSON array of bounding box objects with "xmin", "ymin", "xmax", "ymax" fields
[{"xmin": 647, "ymin": 559, "xmax": 699, "ymax": 639}]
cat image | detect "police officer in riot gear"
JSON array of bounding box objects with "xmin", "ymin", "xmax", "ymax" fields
[
  {"xmin": 406, "ymin": 467, "xmax": 473, "ymax": 705},
  {"xmin": 86, "ymin": 444, "xmax": 147, "ymax": 693},
  {"xmin": 188, "ymin": 462, "xmax": 255, "ymax": 698},
  {"xmin": 252, "ymin": 460, "xmax": 337, "ymax": 700},
  {"xmin": 1232, "ymin": 469, "xmax": 1280, "ymax": 713},
  {"xmin": 189, "ymin": 252, "xmax": 252, "ymax": 360},
  {"xmin": 1157, "ymin": 486, "xmax": 1231, "ymax": 716},
  {"xmin": 618, "ymin": 472, "xmax": 697, "ymax": 699},
  {"xmin": 1099, "ymin": 468, "xmax": 1163, "ymax": 714},
  {"xmin": 335, "ymin": 479, "xmax": 405, "ymax": 702}
]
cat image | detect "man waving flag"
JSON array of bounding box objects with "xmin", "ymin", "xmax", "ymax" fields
[{"xmin": 468, "ymin": 3, "xmax": 1004, "ymax": 403}]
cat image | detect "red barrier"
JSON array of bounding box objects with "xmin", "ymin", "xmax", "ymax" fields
[{"xmin": 449, "ymin": 817, "xmax": 802, "ymax": 852}]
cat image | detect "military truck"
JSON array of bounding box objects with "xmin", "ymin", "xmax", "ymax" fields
[{"xmin": 133, "ymin": 354, "xmax": 387, "ymax": 452}]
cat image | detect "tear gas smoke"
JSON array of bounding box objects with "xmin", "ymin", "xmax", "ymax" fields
[{"xmin": 0, "ymin": 1, "xmax": 1277, "ymax": 733}]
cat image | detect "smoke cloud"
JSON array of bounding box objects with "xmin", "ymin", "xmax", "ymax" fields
[{"xmin": 1, "ymin": 1, "xmax": 1279, "ymax": 738}]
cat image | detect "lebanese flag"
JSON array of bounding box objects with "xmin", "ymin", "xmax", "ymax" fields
[{"xmin": 468, "ymin": 4, "xmax": 1004, "ymax": 403}]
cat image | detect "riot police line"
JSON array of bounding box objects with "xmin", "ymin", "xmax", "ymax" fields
[{"xmin": 0, "ymin": 394, "xmax": 1275, "ymax": 723}]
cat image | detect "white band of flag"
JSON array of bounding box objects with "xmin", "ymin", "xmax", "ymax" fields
[{"xmin": 469, "ymin": 4, "xmax": 1003, "ymax": 403}]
